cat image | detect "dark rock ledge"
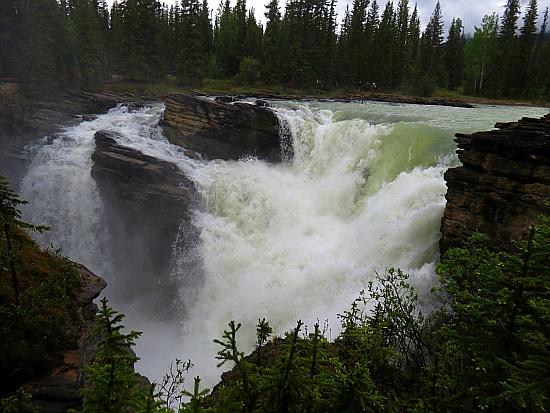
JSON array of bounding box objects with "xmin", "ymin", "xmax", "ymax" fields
[
  {"xmin": 440, "ymin": 113, "xmax": 550, "ymax": 255},
  {"xmin": 161, "ymin": 93, "xmax": 289, "ymax": 161}
]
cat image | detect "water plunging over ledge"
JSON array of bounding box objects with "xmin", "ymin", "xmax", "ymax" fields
[{"xmin": 17, "ymin": 100, "xmax": 550, "ymax": 387}]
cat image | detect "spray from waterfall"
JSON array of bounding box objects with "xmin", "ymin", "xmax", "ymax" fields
[{"xmin": 16, "ymin": 100, "xmax": 550, "ymax": 387}]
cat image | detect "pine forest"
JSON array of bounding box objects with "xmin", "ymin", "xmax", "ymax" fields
[{"xmin": 0, "ymin": 0, "xmax": 549, "ymax": 100}]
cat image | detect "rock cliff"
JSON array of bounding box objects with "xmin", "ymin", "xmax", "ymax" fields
[
  {"xmin": 161, "ymin": 93, "xmax": 289, "ymax": 161},
  {"xmin": 24, "ymin": 265, "xmax": 107, "ymax": 413},
  {"xmin": 440, "ymin": 112, "xmax": 550, "ymax": 255},
  {"xmin": 90, "ymin": 130, "xmax": 196, "ymax": 318}
]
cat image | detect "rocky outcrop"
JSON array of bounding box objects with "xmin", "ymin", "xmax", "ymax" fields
[
  {"xmin": 161, "ymin": 93, "xmax": 289, "ymax": 161},
  {"xmin": 90, "ymin": 130, "xmax": 196, "ymax": 318},
  {"xmin": 440, "ymin": 113, "xmax": 550, "ymax": 255},
  {"xmin": 24, "ymin": 265, "xmax": 107, "ymax": 413},
  {"xmin": 91, "ymin": 130, "xmax": 193, "ymax": 229}
]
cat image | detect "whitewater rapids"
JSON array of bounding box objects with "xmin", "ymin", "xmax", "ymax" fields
[{"xmin": 18, "ymin": 99, "xmax": 549, "ymax": 387}]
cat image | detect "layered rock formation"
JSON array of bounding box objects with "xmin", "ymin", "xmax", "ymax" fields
[
  {"xmin": 161, "ymin": 93, "xmax": 289, "ymax": 161},
  {"xmin": 24, "ymin": 265, "xmax": 107, "ymax": 413},
  {"xmin": 91, "ymin": 130, "xmax": 196, "ymax": 318},
  {"xmin": 440, "ymin": 113, "xmax": 550, "ymax": 254},
  {"xmin": 91, "ymin": 130, "xmax": 193, "ymax": 229}
]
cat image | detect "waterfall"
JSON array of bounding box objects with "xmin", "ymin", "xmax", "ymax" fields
[{"xmin": 17, "ymin": 100, "xmax": 550, "ymax": 387}]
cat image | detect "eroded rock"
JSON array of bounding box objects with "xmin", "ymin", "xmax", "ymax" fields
[
  {"xmin": 161, "ymin": 93, "xmax": 289, "ymax": 161},
  {"xmin": 440, "ymin": 113, "xmax": 550, "ymax": 254},
  {"xmin": 23, "ymin": 265, "xmax": 107, "ymax": 413},
  {"xmin": 90, "ymin": 130, "xmax": 195, "ymax": 319}
]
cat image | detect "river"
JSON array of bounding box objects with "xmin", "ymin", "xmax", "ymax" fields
[{"xmin": 16, "ymin": 99, "xmax": 549, "ymax": 388}]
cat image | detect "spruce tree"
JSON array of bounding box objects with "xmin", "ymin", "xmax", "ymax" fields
[
  {"xmin": 67, "ymin": 0, "xmax": 106, "ymax": 91},
  {"xmin": 496, "ymin": 0, "xmax": 521, "ymax": 97},
  {"xmin": 444, "ymin": 17, "xmax": 465, "ymax": 90},
  {"xmin": 176, "ymin": 0, "xmax": 209, "ymax": 86},
  {"xmin": 419, "ymin": 1, "xmax": 445, "ymax": 94},
  {"xmin": 262, "ymin": 0, "xmax": 282, "ymax": 84},
  {"xmin": 371, "ymin": 1, "xmax": 396, "ymax": 88},
  {"xmin": 392, "ymin": 0, "xmax": 410, "ymax": 89},
  {"xmin": 518, "ymin": 0, "xmax": 539, "ymax": 96},
  {"xmin": 81, "ymin": 297, "xmax": 144, "ymax": 413},
  {"xmin": 19, "ymin": 0, "xmax": 69, "ymax": 94},
  {"xmin": 437, "ymin": 220, "xmax": 550, "ymax": 412}
]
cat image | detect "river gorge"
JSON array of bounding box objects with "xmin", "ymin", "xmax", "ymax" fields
[{"xmin": 3, "ymin": 96, "xmax": 549, "ymax": 389}]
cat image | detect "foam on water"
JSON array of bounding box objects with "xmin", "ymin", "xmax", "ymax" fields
[{"xmin": 18, "ymin": 99, "xmax": 550, "ymax": 387}]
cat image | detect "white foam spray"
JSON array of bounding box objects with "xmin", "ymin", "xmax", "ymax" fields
[{"xmin": 17, "ymin": 100, "xmax": 550, "ymax": 388}]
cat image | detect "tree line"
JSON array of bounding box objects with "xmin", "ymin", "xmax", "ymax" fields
[{"xmin": 0, "ymin": 0, "xmax": 548, "ymax": 100}]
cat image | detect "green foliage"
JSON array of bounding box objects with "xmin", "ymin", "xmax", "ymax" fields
[
  {"xmin": 1, "ymin": 174, "xmax": 81, "ymax": 389},
  {"xmin": 435, "ymin": 218, "xmax": 550, "ymax": 412},
  {"xmin": 2, "ymin": 0, "xmax": 550, "ymax": 99},
  {"xmin": 235, "ymin": 57, "xmax": 261, "ymax": 86},
  {"xmin": 255, "ymin": 318, "xmax": 273, "ymax": 363},
  {"xmin": 0, "ymin": 388, "xmax": 41, "ymax": 413},
  {"xmin": 81, "ymin": 297, "xmax": 144, "ymax": 413},
  {"xmin": 463, "ymin": 13, "xmax": 499, "ymax": 96}
]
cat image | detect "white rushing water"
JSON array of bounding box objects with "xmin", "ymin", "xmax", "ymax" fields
[{"xmin": 18, "ymin": 100, "xmax": 549, "ymax": 388}]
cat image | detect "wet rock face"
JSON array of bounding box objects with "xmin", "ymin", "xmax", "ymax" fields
[
  {"xmin": 161, "ymin": 93, "xmax": 289, "ymax": 161},
  {"xmin": 440, "ymin": 113, "xmax": 550, "ymax": 255},
  {"xmin": 91, "ymin": 130, "xmax": 193, "ymax": 230},
  {"xmin": 90, "ymin": 130, "xmax": 196, "ymax": 319}
]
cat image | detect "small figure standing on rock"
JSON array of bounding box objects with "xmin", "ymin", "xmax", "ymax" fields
[{"xmin": 371, "ymin": 82, "xmax": 377, "ymax": 92}]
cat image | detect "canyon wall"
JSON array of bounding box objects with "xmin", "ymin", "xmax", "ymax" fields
[{"xmin": 440, "ymin": 112, "xmax": 550, "ymax": 255}]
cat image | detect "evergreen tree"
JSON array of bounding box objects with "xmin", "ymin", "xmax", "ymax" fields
[
  {"xmin": 444, "ymin": 17, "xmax": 465, "ymax": 90},
  {"xmin": 418, "ymin": 1, "xmax": 445, "ymax": 94},
  {"xmin": 343, "ymin": 0, "xmax": 369, "ymax": 86},
  {"xmin": 437, "ymin": 220, "xmax": 550, "ymax": 412},
  {"xmin": 18, "ymin": 0, "xmax": 69, "ymax": 94},
  {"xmin": 1, "ymin": 175, "xmax": 49, "ymax": 306},
  {"xmin": 337, "ymin": 6, "xmax": 354, "ymax": 86},
  {"xmin": 0, "ymin": 0, "xmax": 23, "ymax": 79},
  {"xmin": 371, "ymin": 1, "xmax": 396, "ymax": 88},
  {"xmin": 214, "ymin": 0, "xmax": 240, "ymax": 77},
  {"xmin": 402, "ymin": 3, "xmax": 421, "ymax": 94},
  {"xmin": 243, "ymin": 9, "xmax": 263, "ymax": 61},
  {"xmin": 115, "ymin": 0, "xmax": 165, "ymax": 81},
  {"xmin": 496, "ymin": 0, "xmax": 521, "ymax": 97},
  {"xmin": 67, "ymin": 0, "xmax": 106, "ymax": 91},
  {"xmin": 531, "ymin": 7, "xmax": 549, "ymax": 100},
  {"xmin": 176, "ymin": 0, "xmax": 209, "ymax": 86},
  {"xmin": 318, "ymin": 0, "xmax": 338, "ymax": 89},
  {"xmin": 262, "ymin": 0, "xmax": 282, "ymax": 84},
  {"xmin": 81, "ymin": 297, "xmax": 145, "ymax": 413},
  {"xmin": 518, "ymin": 0, "xmax": 539, "ymax": 96}
]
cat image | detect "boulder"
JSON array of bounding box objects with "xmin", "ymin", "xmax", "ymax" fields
[
  {"xmin": 440, "ymin": 113, "xmax": 550, "ymax": 255},
  {"xmin": 161, "ymin": 93, "xmax": 290, "ymax": 161}
]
